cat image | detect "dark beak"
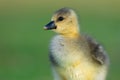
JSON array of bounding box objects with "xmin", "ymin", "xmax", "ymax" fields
[{"xmin": 44, "ymin": 21, "xmax": 57, "ymax": 30}]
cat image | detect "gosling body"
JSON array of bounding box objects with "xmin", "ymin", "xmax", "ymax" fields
[{"xmin": 44, "ymin": 8, "xmax": 109, "ymax": 80}]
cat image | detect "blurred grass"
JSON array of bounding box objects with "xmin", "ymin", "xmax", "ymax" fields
[{"xmin": 0, "ymin": 0, "xmax": 120, "ymax": 80}]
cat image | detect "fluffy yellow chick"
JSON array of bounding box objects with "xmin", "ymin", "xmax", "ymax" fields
[{"xmin": 44, "ymin": 8, "xmax": 109, "ymax": 80}]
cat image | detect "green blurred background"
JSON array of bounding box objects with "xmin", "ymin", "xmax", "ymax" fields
[{"xmin": 0, "ymin": 0, "xmax": 120, "ymax": 80}]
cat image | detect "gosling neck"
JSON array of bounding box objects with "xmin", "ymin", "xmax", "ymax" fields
[{"xmin": 61, "ymin": 32, "xmax": 80, "ymax": 38}]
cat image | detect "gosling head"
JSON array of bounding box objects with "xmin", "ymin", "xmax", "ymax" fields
[{"xmin": 44, "ymin": 8, "xmax": 80, "ymax": 37}]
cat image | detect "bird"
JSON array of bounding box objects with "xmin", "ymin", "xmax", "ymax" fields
[{"xmin": 44, "ymin": 8, "xmax": 109, "ymax": 80}]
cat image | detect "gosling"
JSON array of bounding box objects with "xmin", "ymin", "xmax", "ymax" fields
[{"xmin": 44, "ymin": 8, "xmax": 109, "ymax": 80}]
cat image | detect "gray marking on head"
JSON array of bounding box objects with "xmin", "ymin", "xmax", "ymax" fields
[{"xmin": 54, "ymin": 8, "xmax": 72, "ymax": 17}]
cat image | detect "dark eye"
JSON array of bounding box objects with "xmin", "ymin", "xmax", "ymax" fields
[{"xmin": 57, "ymin": 17, "xmax": 64, "ymax": 21}]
